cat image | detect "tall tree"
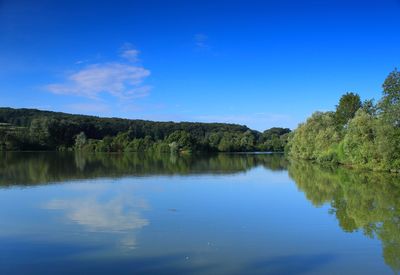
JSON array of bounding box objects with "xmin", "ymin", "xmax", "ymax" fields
[
  {"xmin": 335, "ymin": 92, "xmax": 362, "ymax": 126},
  {"xmin": 74, "ymin": 132, "xmax": 87, "ymax": 150},
  {"xmin": 379, "ymin": 68, "xmax": 400, "ymax": 127}
]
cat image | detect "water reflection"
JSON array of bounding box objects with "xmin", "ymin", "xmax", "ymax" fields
[
  {"xmin": 1, "ymin": 152, "xmax": 400, "ymax": 274},
  {"xmin": 46, "ymin": 189, "xmax": 149, "ymax": 253},
  {"xmin": 0, "ymin": 152, "xmax": 287, "ymax": 187},
  {"xmin": 45, "ymin": 193, "xmax": 149, "ymax": 237},
  {"xmin": 288, "ymin": 161, "xmax": 400, "ymax": 273}
]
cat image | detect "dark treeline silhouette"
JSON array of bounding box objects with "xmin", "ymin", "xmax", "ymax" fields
[
  {"xmin": 286, "ymin": 69, "xmax": 400, "ymax": 172},
  {"xmin": 0, "ymin": 108, "xmax": 290, "ymax": 152}
]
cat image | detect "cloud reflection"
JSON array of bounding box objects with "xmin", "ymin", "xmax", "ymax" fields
[{"xmin": 45, "ymin": 189, "xmax": 149, "ymax": 249}]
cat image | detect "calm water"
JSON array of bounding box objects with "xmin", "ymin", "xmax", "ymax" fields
[{"xmin": 0, "ymin": 152, "xmax": 399, "ymax": 274}]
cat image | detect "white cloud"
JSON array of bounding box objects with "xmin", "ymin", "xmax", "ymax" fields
[
  {"xmin": 120, "ymin": 49, "xmax": 140, "ymax": 62},
  {"xmin": 194, "ymin": 33, "xmax": 210, "ymax": 50},
  {"xmin": 75, "ymin": 60, "xmax": 88, "ymax": 65},
  {"xmin": 120, "ymin": 43, "xmax": 140, "ymax": 62},
  {"xmin": 46, "ymin": 46, "xmax": 151, "ymax": 100}
]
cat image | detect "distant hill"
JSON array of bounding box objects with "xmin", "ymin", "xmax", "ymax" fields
[
  {"xmin": 0, "ymin": 107, "xmax": 290, "ymax": 152},
  {"xmin": 0, "ymin": 107, "xmax": 252, "ymax": 136}
]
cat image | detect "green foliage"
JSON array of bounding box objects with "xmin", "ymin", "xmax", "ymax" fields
[
  {"xmin": 380, "ymin": 68, "xmax": 400, "ymax": 127},
  {"xmin": 259, "ymin": 127, "xmax": 291, "ymax": 152},
  {"xmin": 95, "ymin": 136, "xmax": 113, "ymax": 152},
  {"xmin": 74, "ymin": 132, "xmax": 87, "ymax": 150},
  {"xmin": 375, "ymin": 122, "xmax": 400, "ymax": 171},
  {"xmin": 287, "ymin": 69, "xmax": 400, "ymax": 172},
  {"xmin": 0, "ymin": 107, "xmax": 250, "ymax": 144},
  {"xmin": 0, "ymin": 108, "xmax": 291, "ymax": 153},
  {"xmin": 287, "ymin": 112, "xmax": 341, "ymax": 161},
  {"xmin": 361, "ymin": 99, "xmax": 377, "ymax": 116},
  {"xmin": 166, "ymin": 130, "xmax": 196, "ymax": 152},
  {"xmin": 342, "ymin": 110, "xmax": 377, "ymax": 167},
  {"xmin": 29, "ymin": 118, "xmax": 51, "ymax": 147},
  {"xmin": 335, "ymin": 92, "xmax": 361, "ymax": 126}
]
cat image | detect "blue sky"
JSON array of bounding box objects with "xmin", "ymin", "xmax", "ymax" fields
[{"xmin": 1, "ymin": 0, "xmax": 400, "ymax": 131}]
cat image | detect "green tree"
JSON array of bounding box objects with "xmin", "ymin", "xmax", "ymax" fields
[
  {"xmin": 239, "ymin": 130, "xmax": 255, "ymax": 151},
  {"xmin": 335, "ymin": 92, "xmax": 361, "ymax": 126},
  {"xmin": 95, "ymin": 136, "xmax": 113, "ymax": 152},
  {"xmin": 74, "ymin": 132, "xmax": 87, "ymax": 150},
  {"xmin": 207, "ymin": 132, "xmax": 222, "ymax": 149},
  {"xmin": 361, "ymin": 99, "xmax": 377, "ymax": 116},
  {"xmin": 262, "ymin": 127, "xmax": 291, "ymax": 140},
  {"xmin": 342, "ymin": 109, "xmax": 378, "ymax": 169},
  {"xmin": 29, "ymin": 118, "xmax": 50, "ymax": 147},
  {"xmin": 379, "ymin": 68, "xmax": 400, "ymax": 127},
  {"xmin": 111, "ymin": 132, "xmax": 130, "ymax": 152},
  {"xmin": 375, "ymin": 121, "xmax": 400, "ymax": 171},
  {"xmin": 288, "ymin": 112, "xmax": 341, "ymax": 161},
  {"xmin": 166, "ymin": 131, "xmax": 196, "ymax": 152}
]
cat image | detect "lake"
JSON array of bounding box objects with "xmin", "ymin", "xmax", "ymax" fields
[{"xmin": 0, "ymin": 152, "xmax": 399, "ymax": 274}]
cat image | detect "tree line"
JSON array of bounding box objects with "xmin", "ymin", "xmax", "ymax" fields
[
  {"xmin": 0, "ymin": 108, "xmax": 290, "ymax": 153},
  {"xmin": 286, "ymin": 69, "xmax": 400, "ymax": 172}
]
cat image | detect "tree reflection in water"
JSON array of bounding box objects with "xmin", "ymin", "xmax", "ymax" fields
[
  {"xmin": 0, "ymin": 152, "xmax": 287, "ymax": 187},
  {"xmin": 1, "ymin": 152, "xmax": 399, "ymax": 272},
  {"xmin": 288, "ymin": 161, "xmax": 400, "ymax": 273}
]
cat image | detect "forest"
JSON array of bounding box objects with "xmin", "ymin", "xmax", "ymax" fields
[
  {"xmin": 0, "ymin": 108, "xmax": 290, "ymax": 153},
  {"xmin": 286, "ymin": 69, "xmax": 400, "ymax": 172}
]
